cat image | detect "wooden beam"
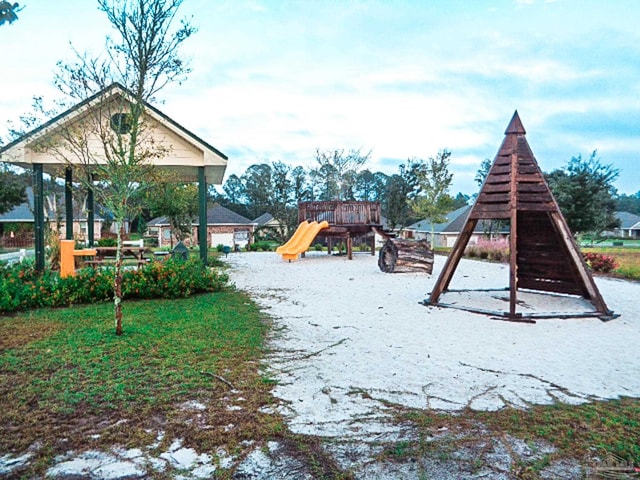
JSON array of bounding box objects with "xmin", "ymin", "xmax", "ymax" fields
[
  {"xmin": 549, "ymin": 211, "xmax": 612, "ymax": 316},
  {"xmin": 428, "ymin": 218, "xmax": 478, "ymax": 304},
  {"xmin": 509, "ymin": 152, "xmax": 518, "ymax": 319}
]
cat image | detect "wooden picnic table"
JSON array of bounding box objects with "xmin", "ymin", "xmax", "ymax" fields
[{"xmin": 84, "ymin": 246, "xmax": 152, "ymax": 268}]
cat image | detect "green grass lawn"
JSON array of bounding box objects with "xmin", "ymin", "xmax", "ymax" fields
[{"xmin": 0, "ymin": 292, "xmax": 283, "ymax": 478}]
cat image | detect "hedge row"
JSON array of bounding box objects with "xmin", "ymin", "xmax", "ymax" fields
[{"xmin": 0, "ymin": 258, "xmax": 229, "ymax": 315}]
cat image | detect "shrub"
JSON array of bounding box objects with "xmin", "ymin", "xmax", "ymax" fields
[
  {"xmin": 0, "ymin": 258, "xmax": 229, "ymax": 315},
  {"xmin": 583, "ymin": 252, "xmax": 618, "ymax": 273},
  {"xmin": 313, "ymin": 243, "xmax": 323, "ymax": 252},
  {"xmin": 97, "ymin": 238, "xmax": 117, "ymax": 247},
  {"xmin": 216, "ymin": 243, "xmax": 225, "ymax": 252},
  {"xmin": 250, "ymin": 241, "xmax": 277, "ymax": 252}
]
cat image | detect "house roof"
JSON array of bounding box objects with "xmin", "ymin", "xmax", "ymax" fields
[
  {"xmin": 0, "ymin": 187, "xmax": 33, "ymax": 222},
  {"xmin": 615, "ymin": 211, "xmax": 640, "ymax": 229},
  {"xmin": 0, "ymin": 187, "xmax": 104, "ymax": 223},
  {"xmin": 406, "ymin": 206, "xmax": 472, "ymax": 233},
  {"xmin": 253, "ymin": 213, "xmax": 274, "ymax": 226},
  {"xmin": 205, "ymin": 205, "xmax": 253, "ymax": 225},
  {"xmin": 0, "ymin": 83, "xmax": 228, "ymax": 184},
  {"xmin": 148, "ymin": 205, "xmax": 254, "ymax": 227}
]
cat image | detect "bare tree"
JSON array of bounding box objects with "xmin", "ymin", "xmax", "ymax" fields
[
  {"xmin": 39, "ymin": 0, "xmax": 195, "ymax": 335},
  {"xmin": 311, "ymin": 148, "xmax": 370, "ymax": 201}
]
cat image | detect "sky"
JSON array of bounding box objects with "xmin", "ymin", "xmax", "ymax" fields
[{"xmin": 1, "ymin": 0, "xmax": 639, "ymax": 197}]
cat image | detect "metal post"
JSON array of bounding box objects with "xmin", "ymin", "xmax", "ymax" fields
[
  {"xmin": 33, "ymin": 164, "xmax": 45, "ymax": 272},
  {"xmin": 65, "ymin": 167, "xmax": 73, "ymax": 240},
  {"xmin": 87, "ymin": 174, "xmax": 94, "ymax": 247},
  {"xmin": 198, "ymin": 167, "xmax": 208, "ymax": 263}
]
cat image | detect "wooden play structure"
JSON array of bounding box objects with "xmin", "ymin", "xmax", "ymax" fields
[
  {"xmin": 295, "ymin": 201, "xmax": 385, "ymax": 260},
  {"xmin": 426, "ymin": 111, "xmax": 616, "ymax": 322}
]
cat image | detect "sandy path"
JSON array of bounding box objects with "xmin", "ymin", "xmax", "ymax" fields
[{"xmin": 225, "ymin": 252, "xmax": 640, "ymax": 438}]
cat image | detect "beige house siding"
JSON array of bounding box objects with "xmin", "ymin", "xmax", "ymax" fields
[
  {"xmin": 154, "ymin": 224, "xmax": 254, "ymax": 248},
  {"xmin": 57, "ymin": 220, "xmax": 104, "ymax": 242}
]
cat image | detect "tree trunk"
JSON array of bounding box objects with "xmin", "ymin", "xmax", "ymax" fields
[
  {"xmin": 378, "ymin": 238, "xmax": 434, "ymax": 274},
  {"xmin": 114, "ymin": 222, "xmax": 124, "ymax": 336}
]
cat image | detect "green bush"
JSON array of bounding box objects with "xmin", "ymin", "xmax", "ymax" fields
[
  {"xmin": 97, "ymin": 238, "xmax": 117, "ymax": 247},
  {"xmin": 216, "ymin": 243, "xmax": 225, "ymax": 252},
  {"xmin": 250, "ymin": 241, "xmax": 276, "ymax": 252},
  {"xmin": 313, "ymin": 243, "xmax": 323, "ymax": 251},
  {"xmin": 0, "ymin": 258, "xmax": 229, "ymax": 315}
]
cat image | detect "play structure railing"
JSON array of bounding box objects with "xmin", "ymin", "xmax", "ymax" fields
[{"xmin": 298, "ymin": 201, "xmax": 381, "ymax": 226}]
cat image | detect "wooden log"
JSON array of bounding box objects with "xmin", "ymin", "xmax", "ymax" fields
[{"xmin": 378, "ymin": 238, "xmax": 434, "ymax": 274}]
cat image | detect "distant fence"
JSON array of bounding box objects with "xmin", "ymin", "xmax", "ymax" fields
[
  {"xmin": 0, "ymin": 249, "xmax": 34, "ymax": 265},
  {"xmin": 0, "ymin": 236, "xmax": 34, "ymax": 249}
]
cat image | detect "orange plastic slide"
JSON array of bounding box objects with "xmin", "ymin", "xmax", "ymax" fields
[{"xmin": 277, "ymin": 221, "xmax": 329, "ymax": 261}]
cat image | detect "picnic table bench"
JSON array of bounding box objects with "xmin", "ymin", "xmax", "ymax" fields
[{"xmin": 83, "ymin": 246, "xmax": 152, "ymax": 268}]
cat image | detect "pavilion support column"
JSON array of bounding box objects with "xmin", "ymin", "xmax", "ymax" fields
[
  {"xmin": 33, "ymin": 164, "xmax": 45, "ymax": 272},
  {"xmin": 64, "ymin": 167, "xmax": 73, "ymax": 240},
  {"xmin": 198, "ymin": 167, "xmax": 208, "ymax": 263},
  {"xmin": 87, "ymin": 174, "xmax": 95, "ymax": 247}
]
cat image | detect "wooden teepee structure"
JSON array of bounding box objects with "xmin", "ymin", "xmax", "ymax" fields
[{"xmin": 427, "ymin": 111, "xmax": 615, "ymax": 322}]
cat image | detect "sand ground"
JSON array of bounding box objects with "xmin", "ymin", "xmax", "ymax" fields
[{"xmin": 226, "ymin": 251, "xmax": 640, "ymax": 438}]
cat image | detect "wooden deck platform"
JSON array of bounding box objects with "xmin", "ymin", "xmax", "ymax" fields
[{"xmin": 298, "ymin": 201, "xmax": 389, "ymax": 259}]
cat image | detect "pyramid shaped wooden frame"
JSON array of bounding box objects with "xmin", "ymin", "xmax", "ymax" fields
[{"xmin": 426, "ymin": 111, "xmax": 616, "ymax": 322}]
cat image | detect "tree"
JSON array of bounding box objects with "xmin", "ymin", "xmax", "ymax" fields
[
  {"xmin": 270, "ymin": 161, "xmax": 298, "ymax": 240},
  {"xmin": 412, "ymin": 150, "xmax": 454, "ymax": 245},
  {"xmin": 241, "ymin": 163, "xmax": 273, "ymax": 220},
  {"xmin": 354, "ymin": 169, "xmax": 388, "ymax": 202},
  {"xmin": 546, "ymin": 151, "xmax": 619, "ymax": 238},
  {"xmin": 0, "ymin": 2, "xmax": 22, "ymax": 26},
  {"xmin": 615, "ymin": 191, "xmax": 640, "ymax": 215},
  {"xmin": 382, "ymin": 159, "xmax": 423, "ymax": 231},
  {"xmin": 311, "ymin": 148, "xmax": 370, "ymax": 201},
  {"xmin": 222, "ymin": 174, "xmax": 246, "ymax": 206},
  {"xmin": 474, "ymin": 158, "xmax": 492, "ymax": 191},
  {"xmin": 291, "ymin": 166, "xmax": 309, "ymax": 204},
  {"xmin": 0, "ymin": 164, "xmax": 26, "ymax": 214},
  {"xmin": 451, "ymin": 192, "xmax": 469, "ymax": 209},
  {"xmin": 147, "ymin": 182, "xmax": 198, "ymax": 247},
  {"xmin": 41, "ymin": 0, "xmax": 196, "ymax": 335}
]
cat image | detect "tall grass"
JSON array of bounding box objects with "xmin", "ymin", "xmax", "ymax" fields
[{"xmin": 465, "ymin": 238, "xmax": 509, "ymax": 262}]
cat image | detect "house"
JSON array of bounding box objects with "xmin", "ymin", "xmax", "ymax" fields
[
  {"xmin": 403, "ymin": 205, "xmax": 508, "ymax": 247},
  {"xmin": 253, "ymin": 212, "xmax": 288, "ymax": 241},
  {"xmin": 0, "ymin": 187, "xmax": 106, "ymax": 242},
  {"xmin": 147, "ymin": 205, "xmax": 256, "ymax": 249},
  {"xmin": 611, "ymin": 211, "xmax": 640, "ymax": 238}
]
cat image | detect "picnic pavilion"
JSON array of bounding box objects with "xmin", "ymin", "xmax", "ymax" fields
[{"xmin": 0, "ymin": 83, "xmax": 228, "ymax": 270}]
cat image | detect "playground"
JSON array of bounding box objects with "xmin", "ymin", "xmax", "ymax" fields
[{"xmin": 226, "ymin": 251, "xmax": 640, "ymax": 439}]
